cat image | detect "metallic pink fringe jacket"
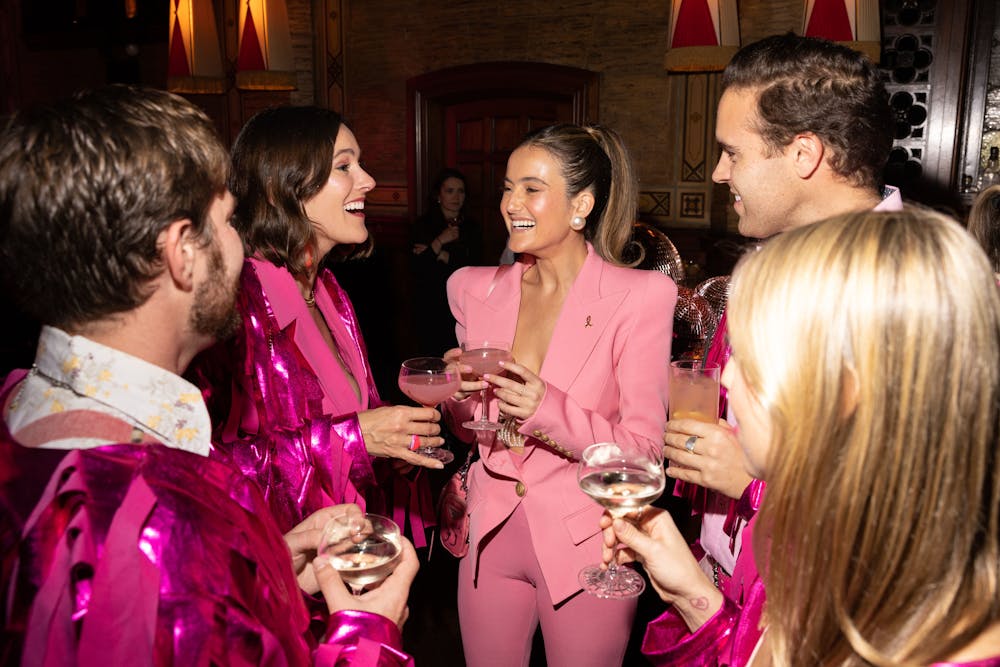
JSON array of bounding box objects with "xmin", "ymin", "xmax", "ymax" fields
[
  {"xmin": 0, "ymin": 414, "xmax": 411, "ymax": 665},
  {"xmin": 190, "ymin": 260, "xmax": 434, "ymax": 544}
]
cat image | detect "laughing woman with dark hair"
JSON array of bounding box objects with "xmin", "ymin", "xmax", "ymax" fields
[{"xmin": 191, "ymin": 106, "xmax": 446, "ymax": 534}]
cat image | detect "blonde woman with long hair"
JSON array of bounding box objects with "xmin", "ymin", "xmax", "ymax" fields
[{"xmin": 602, "ymin": 207, "xmax": 1000, "ymax": 666}]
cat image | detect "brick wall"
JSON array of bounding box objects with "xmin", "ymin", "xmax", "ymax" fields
[
  {"xmin": 344, "ymin": 0, "xmax": 671, "ymax": 189},
  {"xmin": 332, "ymin": 0, "xmax": 803, "ymax": 237}
]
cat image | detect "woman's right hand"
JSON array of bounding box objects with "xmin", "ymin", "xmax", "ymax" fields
[
  {"xmin": 358, "ymin": 405, "xmax": 445, "ymax": 469},
  {"xmin": 663, "ymin": 419, "xmax": 752, "ymax": 500},
  {"xmin": 443, "ymin": 347, "xmax": 486, "ymax": 401},
  {"xmin": 600, "ymin": 508, "xmax": 723, "ymax": 631},
  {"xmin": 314, "ymin": 535, "xmax": 419, "ymax": 629}
]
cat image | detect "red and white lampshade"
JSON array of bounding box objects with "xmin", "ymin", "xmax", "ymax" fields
[
  {"xmin": 802, "ymin": 0, "xmax": 881, "ymax": 63},
  {"xmin": 167, "ymin": 0, "xmax": 225, "ymax": 94},
  {"xmin": 236, "ymin": 0, "xmax": 296, "ymax": 91},
  {"xmin": 664, "ymin": 0, "xmax": 741, "ymax": 72}
]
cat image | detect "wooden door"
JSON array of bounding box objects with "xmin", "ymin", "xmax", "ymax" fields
[
  {"xmin": 408, "ymin": 61, "xmax": 599, "ymax": 255},
  {"xmin": 444, "ymin": 96, "xmax": 571, "ymax": 261}
]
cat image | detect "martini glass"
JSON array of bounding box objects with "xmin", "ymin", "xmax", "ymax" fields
[
  {"xmin": 320, "ymin": 513, "xmax": 402, "ymax": 595},
  {"xmin": 398, "ymin": 357, "xmax": 459, "ymax": 464},
  {"xmin": 577, "ymin": 442, "xmax": 665, "ymax": 598},
  {"xmin": 458, "ymin": 340, "xmax": 512, "ymax": 431}
]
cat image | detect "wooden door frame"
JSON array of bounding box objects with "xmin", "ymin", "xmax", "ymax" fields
[
  {"xmin": 406, "ymin": 62, "xmax": 599, "ymax": 220},
  {"xmin": 956, "ymin": 0, "xmax": 997, "ymax": 206},
  {"xmin": 922, "ymin": 0, "xmax": 973, "ymax": 200}
]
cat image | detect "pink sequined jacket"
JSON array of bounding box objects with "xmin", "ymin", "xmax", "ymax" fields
[
  {"xmin": 0, "ymin": 424, "xmax": 410, "ymax": 666},
  {"xmin": 190, "ymin": 259, "xmax": 435, "ymax": 542}
]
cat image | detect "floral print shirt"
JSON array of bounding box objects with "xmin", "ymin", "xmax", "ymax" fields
[{"xmin": 6, "ymin": 326, "xmax": 211, "ymax": 455}]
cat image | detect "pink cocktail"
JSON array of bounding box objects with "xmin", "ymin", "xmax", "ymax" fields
[
  {"xmin": 398, "ymin": 357, "xmax": 460, "ymax": 464},
  {"xmin": 459, "ymin": 347, "xmax": 512, "ymax": 377},
  {"xmin": 399, "ymin": 373, "xmax": 461, "ymax": 407},
  {"xmin": 459, "ymin": 340, "xmax": 512, "ymax": 431}
]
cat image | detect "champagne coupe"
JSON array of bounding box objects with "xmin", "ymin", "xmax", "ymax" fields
[
  {"xmin": 398, "ymin": 357, "xmax": 460, "ymax": 464},
  {"xmin": 577, "ymin": 442, "xmax": 666, "ymax": 598},
  {"xmin": 320, "ymin": 513, "xmax": 402, "ymax": 595},
  {"xmin": 669, "ymin": 360, "xmax": 721, "ymax": 424},
  {"xmin": 459, "ymin": 340, "xmax": 512, "ymax": 431}
]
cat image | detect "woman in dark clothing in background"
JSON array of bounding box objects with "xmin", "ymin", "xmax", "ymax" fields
[{"xmin": 410, "ymin": 168, "xmax": 483, "ymax": 355}]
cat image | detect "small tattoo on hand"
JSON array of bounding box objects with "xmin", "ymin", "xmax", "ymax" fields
[{"xmin": 689, "ymin": 596, "xmax": 709, "ymax": 610}]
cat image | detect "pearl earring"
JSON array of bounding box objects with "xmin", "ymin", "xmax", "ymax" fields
[{"xmin": 570, "ymin": 216, "xmax": 586, "ymax": 231}]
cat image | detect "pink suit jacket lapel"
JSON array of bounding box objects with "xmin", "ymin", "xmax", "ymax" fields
[
  {"xmin": 460, "ymin": 262, "xmax": 521, "ymax": 350},
  {"xmin": 539, "ymin": 247, "xmax": 628, "ymax": 391},
  {"xmin": 461, "ymin": 246, "xmax": 629, "ymax": 392},
  {"xmin": 251, "ymin": 259, "xmax": 367, "ymax": 412}
]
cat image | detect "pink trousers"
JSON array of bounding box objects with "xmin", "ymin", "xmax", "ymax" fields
[{"xmin": 458, "ymin": 504, "xmax": 636, "ymax": 667}]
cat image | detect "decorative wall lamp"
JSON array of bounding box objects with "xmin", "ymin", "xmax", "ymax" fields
[
  {"xmin": 236, "ymin": 0, "xmax": 296, "ymax": 91},
  {"xmin": 167, "ymin": 0, "xmax": 225, "ymax": 94},
  {"xmin": 664, "ymin": 0, "xmax": 741, "ymax": 72},
  {"xmin": 802, "ymin": 0, "xmax": 882, "ymax": 63}
]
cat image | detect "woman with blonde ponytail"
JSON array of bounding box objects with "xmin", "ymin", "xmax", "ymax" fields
[
  {"xmin": 442, "ymin": 123, "xmax": 678, "ymax": 665},
  {"xmin": 604, "ymin": 206, "xmax": 1000, "ymax": 666}
]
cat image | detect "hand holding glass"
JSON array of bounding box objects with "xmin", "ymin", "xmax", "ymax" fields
[
  {"xmin": 459, "ymin": 340, "xmax": 512, "ymax": 431},
  {"xmin": 577, "ymin": 442, "xmax": 665, "ymax": 598},
  {"xmin": 320, "ymin": 513, "xmax": 402, "ymax": 595},
  {"xmin": 398, "ymin": 357, "xmax": 459, "ymax": 464}
]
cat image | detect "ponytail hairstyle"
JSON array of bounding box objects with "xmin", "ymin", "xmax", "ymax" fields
[{"xmin": 519, "ymin": 123, "xmax": 639, "ymax": 266}]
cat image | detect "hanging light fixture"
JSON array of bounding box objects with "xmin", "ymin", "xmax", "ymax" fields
[
  {"xmin": 664, "ymin": 0, "xmax": 741, "ymax": 72},
  {"xmin": 802, "ymin": 0, "xmax": 881, "ymax": 63},
  {"xmin": 236, "ymin": 0, "xmax": 297, "ymax": 91},
  {"xmin": 167, "ymin": 0, "xmax": 225, "ymax": 94}
]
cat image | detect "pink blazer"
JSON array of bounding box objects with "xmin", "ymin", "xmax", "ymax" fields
[
  {"xmin": 192, "ymin": 258, "xmax": 380, "ymax": 532},
  {"xmin": 445, "ymin": 244, "xmax": 677, "ymax": 603}
]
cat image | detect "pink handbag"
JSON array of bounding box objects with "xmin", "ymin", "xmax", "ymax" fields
[{"xmin": 437, "ymin": 449, "xmax": 475, "ymax": 558}]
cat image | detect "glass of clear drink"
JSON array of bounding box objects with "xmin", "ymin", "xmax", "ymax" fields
[
  {"xmin": 320, "ymin": 513, "xmax": 403, "ymax": 595},
  {"xmin": 576, "ymin": 442, "xmax": 665, "ymax": 598},
  {"xmin": 669, "ymin": 360, "xmax": 721, "ymax": 424}
]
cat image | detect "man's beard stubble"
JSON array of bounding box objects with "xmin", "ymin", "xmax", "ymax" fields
[{"xmin": 190, "ymin": 241, "xmax": 241, "ymax": 341}]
